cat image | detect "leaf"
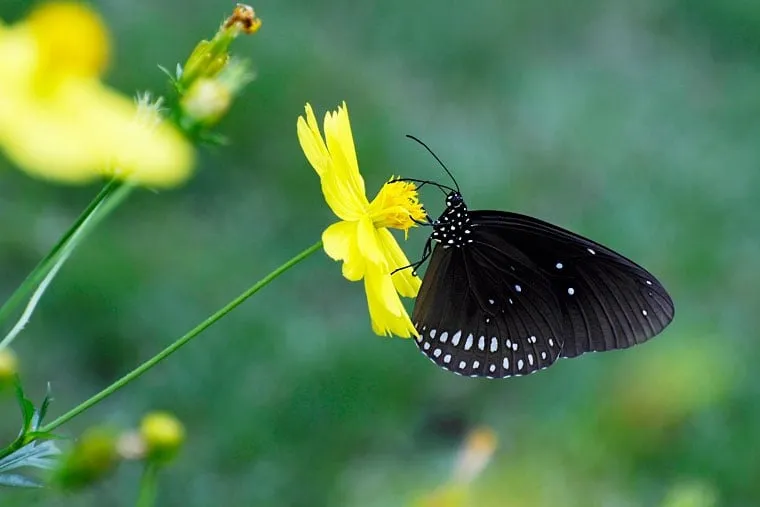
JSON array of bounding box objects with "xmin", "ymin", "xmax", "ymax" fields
[
  {"xmin": 0, "ymin": 440, "xmax": 61, "ymax": 473},
  {"xmin": 14, "ymin": 382, "xmax": 35, "ymax": 433},
  {"xmin": 31, "ymin": 383, "xmax": 54, "ymax": 431},
  {"xmin": 0, "ymin": 474, "xmax": 42, "ymax": 488}
]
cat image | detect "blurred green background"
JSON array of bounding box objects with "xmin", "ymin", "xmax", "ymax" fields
[{"xmin": 1, "ymin": 0, "xmax": 759, "ymax": 505}]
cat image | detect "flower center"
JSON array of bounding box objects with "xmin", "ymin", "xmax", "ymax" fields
[{"xmin": 369, "ymin": 180, "xmax": 427, "ymax": 233}]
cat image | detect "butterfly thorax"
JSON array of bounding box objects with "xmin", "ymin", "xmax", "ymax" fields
[{"xmin": 431, "ymin": 191, "xmax": 474, "ymax": 248}]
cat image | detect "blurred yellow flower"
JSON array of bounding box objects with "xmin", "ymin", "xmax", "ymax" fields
[
  {"xmin": 413, "ymin": 427, "xmax": 498, "ymax": 507},
  {"xmin": 140, "ymin": 411, "xmax": 185, "ymax": 463},
  {"xmin": 0, "ymin": 2, "xmax": 194, "ymax": 186},
  {"xmin": 297, "ymin": 102, "xmax": 425, "ymax": 338}
]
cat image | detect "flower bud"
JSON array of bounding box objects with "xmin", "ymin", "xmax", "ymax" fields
[
  {"xmin": 178, "ymin": 4, "xmax": 261, "ymax": 89},
  {"xmin": 0, "ymin": 348, "xmax": 18, "ymax": 387},
  {"xmin": 140, "ymin": 411, "xmax": 185, "ymax": 464},
  {"xmin": 53, "ymin": 427, "xmax": 119, "ymax": 490}
]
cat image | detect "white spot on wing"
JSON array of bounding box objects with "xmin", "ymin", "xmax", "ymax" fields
[
  {"xmin": 478, "ymin": 336, "xmax": 485, "ymax": 351},
  {"xmin": 567, "ymin": 287, "xmax": 575, "ymax": 295},
  {"xmin": 459, "ymin": 361, "xmax": 467, "ymax": 369},
  {"xmin": 473, "ymin": 361, "xmax": 480, "ymax": 369},
  {"xmin": 451, "ymin": 331, "xmax": 462, "ymax": 346},
  {"xmin": 489, "ymin": 364, "xmax": 496, "ymax": 373},
  {"xmin": 502, "ymin": 357, "xmax": 509, "ymax": 369},
  {"xmin": 518, "ymin": 359, "xmax": 524, "ymax": 370},
  {"xmin": 556, "ymin": 262, "xmax": 563, "ymax": 269},
  {"xmin": 430, "ymin": 329, "xmax": 437, "ymax": 338},
  {"xmin": 444, "ymin": 354, "xmax": 452, "ymax": 364},
  {"xmin": 528, "ymin": 354, "xmax": 534, "ymax": 366},
  {"xmin": 439, "ymin": 331, "xmax": 448, "ymax": 343},
  {"xmin": 464, "ymin": 334, "xmax": 474, "ymax": 351},
  {"xmin": 490, "ymin": 337, "xmax": 498, "ymax": 352},
  {"xmin": 515, "ymin": 285, "xmax": 522, "ymax": 292},
  {"xmin": 588, "ymin": 248, "xmax": 596, "ymax": 255},
  {"xmin": 642, "ymin": 310, "xmax": 648, "ymax": 316},
  {"xmin": 433, "ymin": 348, "xmax": 442, "ymax": 358},
  {"xmin": 423, "ymin": 342, "xmax": 431, "ymax": 350}
]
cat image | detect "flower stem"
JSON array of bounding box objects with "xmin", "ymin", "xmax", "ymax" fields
[
  {"xmin": 135, "ymin": 463, "xmax": 159, "ymax": 507},
  {"xmin": 0, "ymin": 180, "xmax": 122, "ymax": 329},
  {"xmin": 39, "ymin": 240, "xmax": 323, "ymax": 434},
  {"xmin": 0, "ymin": 183, "xmax": 135, "ymax": 351}
]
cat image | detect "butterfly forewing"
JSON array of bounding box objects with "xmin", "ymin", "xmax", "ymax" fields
[
  {"xmin": 411, "ymin": 192, "xmax": 674, "ymax": 378},
  {"xmin": 469, "ymin": 211, "xmax": 675, "ymax": 358}
]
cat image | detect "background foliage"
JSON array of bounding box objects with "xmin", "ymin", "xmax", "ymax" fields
[{"xmin": 1, "ymin": 0, "xmax": 758, "ymax": 505}]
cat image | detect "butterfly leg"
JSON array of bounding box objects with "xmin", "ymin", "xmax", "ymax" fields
[{"xmin": 391, "ymin": 238, "xmax": 433, "ymax": 276}]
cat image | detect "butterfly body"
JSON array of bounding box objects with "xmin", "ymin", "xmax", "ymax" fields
[{"xmin": 412, "ymin": 191, "xmax": 675, "ymax": 378}]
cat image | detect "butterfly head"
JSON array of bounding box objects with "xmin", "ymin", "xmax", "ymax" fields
[{"xmin": 431, "ymin": 191, "xmax": 473, "ymax": 248}]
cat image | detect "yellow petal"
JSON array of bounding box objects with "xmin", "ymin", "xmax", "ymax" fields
[
  {"xmin": 297, "ymin": 103, "xmax": 363, "ymax": 221},
  {"xmin": 364, "ymin": 268, "xmax": 417, "ymax": 338},
  {"xmin": 296, "ymin": 103, "xmax": 330, "ymax": 177},
  {"xmin": 377, "ymin": 228, "xmax": 421, "ymax": 298},
  {"xmin": 322, "ymin": 220, "xmax": 365, "ymax": 281},
  {"xmin": 0, "ymin": 79, "xmax": 194, "ymax": 186},
  {"xmin": 0, "ymin": 12, "xmax": 193, "ymax": 187},
  {"xmin": 356, "ymin": 216, "xmax": 385, "ymax": 267},
  {"xmin": 322, "ymin": 102, "xmax": 366, "ymax": 206}
]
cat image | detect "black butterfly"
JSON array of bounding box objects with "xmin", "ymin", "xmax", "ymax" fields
[{"xmin": 402, "ymin": 137, "xmax": 675, "ymax": 379}]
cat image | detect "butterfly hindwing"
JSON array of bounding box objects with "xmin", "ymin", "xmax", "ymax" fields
[{"xmin": 412, "ymin": 233, "xmax": 566, "ymax": 378}]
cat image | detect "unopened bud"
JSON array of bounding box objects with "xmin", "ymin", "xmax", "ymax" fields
[
  {"xmin": 180, "ymin": 78, "xmax": 232, "ymax": 125},
  {"xmin": 54, "ymin": 427, "xmax": 119, "ymax": 490},
  {"xmin": 140, "ymin": 411, "xmax": 185, "ymax": 464},
  {"xmin": 178, "ymin": 4, "xmax": 261, "ymax": 89},
  {"xmin": 0, "ymin": 348, "xmax": 18, "ymax": 386}
]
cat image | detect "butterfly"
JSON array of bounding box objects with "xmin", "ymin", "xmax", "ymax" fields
[{"xmin": 401, "ymin": 136, "xmax": 675, "ymax": 379}]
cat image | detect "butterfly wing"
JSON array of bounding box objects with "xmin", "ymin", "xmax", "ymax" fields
[
  {"xmin": 412, "ymin": 235, "xmax": 566, "ymax": 378},
  {"xmin": 470, "ymin": 211, "xmax": 675, "ymax": 358}
]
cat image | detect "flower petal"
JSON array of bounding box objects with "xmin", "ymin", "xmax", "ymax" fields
[
  {"xmin": 364, "ymin": 267, "xmax": 417, "ymax": 338},
  {"xmin": 297, "ymin": 103, "xmax": 363, "ymax": 221},
  {"xmin": 322, "ymin": 220, "xmax": 365, "ymax": 281},
  {"xmin": 0, "ymin": 18, "xmax": 193, "ymax": 187},
  {"xmin": 356, "ymin": 216, "xmax": 386, "ymax": 268},
  {"xmin": 377, "ymin": 228, "xmax": 421, "ymax": 298},
  {"xmin": 323, "ymin": 102, "xmax": 366, "ymax": 205},
  {"xmin": 296, "ymin": 103, "xmax": 330, "ymax": 177}
]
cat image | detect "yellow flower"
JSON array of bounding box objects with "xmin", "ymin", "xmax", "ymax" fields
[
  {"xmin": 297, "ymin": 102, "xmax": 425, "ymax": 338},
  {"xmin": 0, "ymin": 2, "xmax": 194, "ymax": 187}
]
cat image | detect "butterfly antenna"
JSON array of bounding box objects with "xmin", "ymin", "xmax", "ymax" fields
[{"xmin": 406, "ymin": 134, "xmax": 460, "ymax": 192}]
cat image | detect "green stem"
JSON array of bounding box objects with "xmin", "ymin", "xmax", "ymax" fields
[
  {"xmin": 135, "ymin": 463, "xmax": 159, "ymax": 507},
  {"xmin": 39, "ymin": 240, "xmax": 323, "ymax": 433},
  {"xmin": 0, "ymin": 180, "xmax": 121, "ymax": 328},
  {"xmin": 0, "ymin": 183, "xmax": 135, "ymax": 351}
]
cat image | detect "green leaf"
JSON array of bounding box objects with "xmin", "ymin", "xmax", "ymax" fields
[
  {"xmin": 14, "ymin": 382, "xmax": 35, "ymax": 433},
  {"xmin": 0, "ymin": 474, "xmax": 42, "ymax": 488},
  {"xmin": 0, "ymin": 438, "xmax": 61, "ymax": 488},
  {"xmin": 32, "ymin": 383, "xmax": 54, "ymax": 431}
]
